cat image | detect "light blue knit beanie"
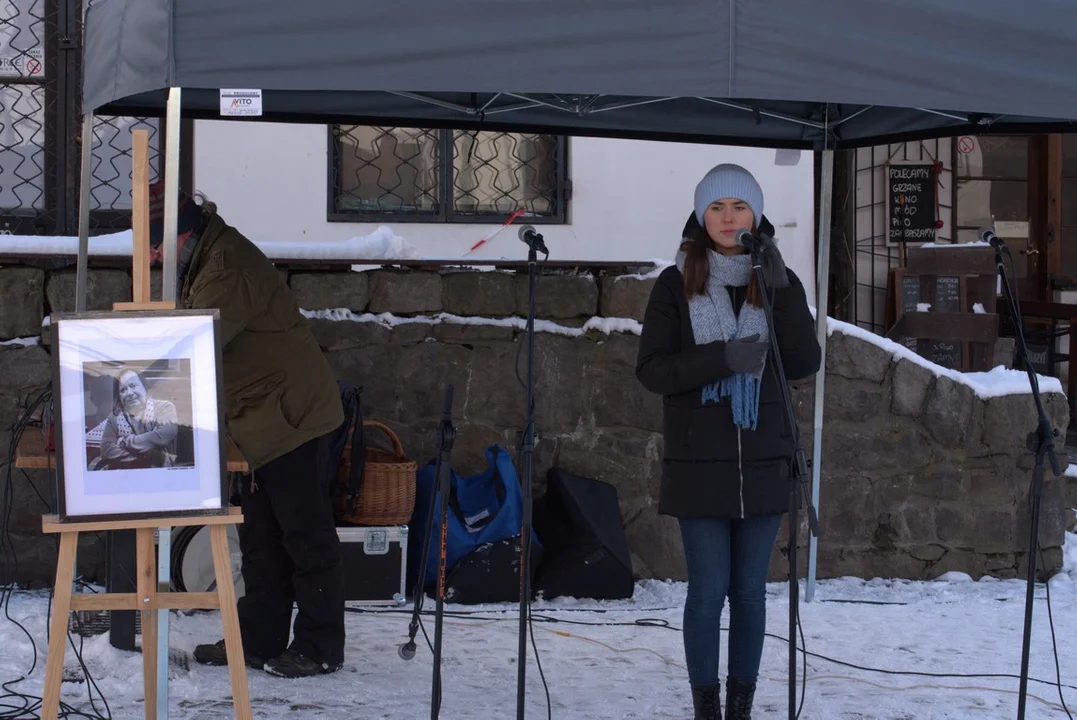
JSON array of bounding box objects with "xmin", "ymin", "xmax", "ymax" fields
[{"xmin": 693, "ymin": 163, "xmax": 764, "ymax": 227}]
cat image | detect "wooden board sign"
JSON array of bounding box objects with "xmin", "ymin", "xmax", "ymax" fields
[{"xmin": 886, "ymin": 245, "xmax": 1000, "ymax": 372}]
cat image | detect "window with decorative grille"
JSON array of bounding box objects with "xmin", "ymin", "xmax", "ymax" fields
[{"xmin": 328, "ymin": 125, "xmax": 569, "ymax": 224}]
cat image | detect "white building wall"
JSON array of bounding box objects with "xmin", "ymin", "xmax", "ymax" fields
[{"xmin": 191, "ymin": 121, "xmax": 819, "ymax": 305}]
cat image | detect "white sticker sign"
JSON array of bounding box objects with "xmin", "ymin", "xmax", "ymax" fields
[
  {"xmin": 219, "ymin": 89, "xmax": 262, "ymax": 117},
  {"xmin": 0, "ymin": 47, "xmax": 44, "ymax": 78}
]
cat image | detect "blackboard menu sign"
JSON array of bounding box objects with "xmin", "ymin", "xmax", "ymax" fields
[
  {"xmin": 888, "ymin": 163, "xmax": 937, "ymax": 243},
  {"xmin": 929, "ymin": 340, "xmax": 961, "ymax": 369},
  {"xmin": 901, "ymin": 275, "xmax": 920, "ymax": 312},
  {"xmin": 900, "ymin": 275, "xmax": 920, "ymax": 350},
  {"xmin": 934, "ymin": 276, "xmax": 961, "ymax": 313}
]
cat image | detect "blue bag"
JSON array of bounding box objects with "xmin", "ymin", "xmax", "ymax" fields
[{"xmin": 407, "ymin": 445, "xmax": 542, "ymax": 591}]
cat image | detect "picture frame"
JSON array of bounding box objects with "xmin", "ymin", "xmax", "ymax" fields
[{"xmin": 50, "ymin": 309, "xmax": 229, "ymax": 523}]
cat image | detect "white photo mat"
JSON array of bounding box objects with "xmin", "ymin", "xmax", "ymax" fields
[{"xmin": 55, "ymin": 312, "xmax": 225, "ymax": 519}]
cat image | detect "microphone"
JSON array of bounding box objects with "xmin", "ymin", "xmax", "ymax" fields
[
  {"xmin": 979, "ymin": 227, "xmax": 1009, "ymax": 253},
  {"xmin": 734, "ymin": 228, "xmax": 770, "ymax": 253},
  {"xmin": 518, "ymin": 224, "xmax": 549, "ymax": 255}
]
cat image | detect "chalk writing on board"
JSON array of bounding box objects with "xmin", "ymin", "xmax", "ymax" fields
[
  {"xmin": 889, "ymin": 164, "xmax": 937, "ymax": 243},
  {"xmin": 901, "ymin": 275, "xmax": 920, "ymax": 310},
  {"xmin": 934, "ymin": 276, "xmax": 960, "ymax": 313},
  {"xmin": 930, "ymin": 340, "xmax": 960, "ymax": 369}
]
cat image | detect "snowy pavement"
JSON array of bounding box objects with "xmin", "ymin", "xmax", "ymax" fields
[{"xmin": 1, "ymin": 533, "xmax": 1075, "ymax": 719}]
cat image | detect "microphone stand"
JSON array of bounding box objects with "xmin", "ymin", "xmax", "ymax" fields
[
  {"xmin": 517, "ymin": 228, "xmax": 548, "ymax": 720},
  {"xmin": 749, "ymin": 243, "xmax": 819, "ymax": 720},
  {"xmin": 398, "ymin": 385, "xmax": 456, "ymax": 720},
  {"xmin": 994, "ymin": 242, "xmax": 1063, "ymax": 720}
]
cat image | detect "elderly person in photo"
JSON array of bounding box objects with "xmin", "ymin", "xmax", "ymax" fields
[{"xmin": 98, "ymin": 368, "xmax": 179, "ymax": 469}]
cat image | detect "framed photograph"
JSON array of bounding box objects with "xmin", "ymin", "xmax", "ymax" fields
[{"xmin": 51, "ymin": 309, "xmax": 228, "ymax": 523}]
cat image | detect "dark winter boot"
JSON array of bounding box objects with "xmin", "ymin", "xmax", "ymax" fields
[
  {"xmin": 691, "ymin": 682, "xmax": 722, "ymax": 719},
  {"xmin": 192, "ymin": 639, "xmax": 265, "ymax": 670},
  {"xmin": 725, "ymin": 677, "xmax": 757, "ymax": 720},
  {"xmin": 263, "ymin": 647, "xmax": 343, "ymax": 678}
]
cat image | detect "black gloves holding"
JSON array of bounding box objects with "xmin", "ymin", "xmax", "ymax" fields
[
  {"xmin": 758, "ymin": 241, "xmax": 791, "ymax": 289},
  {"xmin": 725, "ymin": 333, "xmax": 769, "ymax": 374}
]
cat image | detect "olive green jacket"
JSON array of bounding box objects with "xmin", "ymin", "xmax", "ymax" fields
[{"xmin": 180, "ymin": 213, "xmax": 343, "ymax": 471}]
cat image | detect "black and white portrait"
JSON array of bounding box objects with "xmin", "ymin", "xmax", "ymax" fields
[
  {"xmin": 53, "ymin": 310, "xmax": 226, "ymax": 521},
  {"xmin": 83, "ymin": 359, "xmax": 195, "ymax": 471}
]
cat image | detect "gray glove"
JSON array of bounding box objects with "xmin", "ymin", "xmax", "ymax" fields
[
  {"xmin": 760, "ymin": 244, "xmax": 791, "ymax": 289},
  {"xmin": 725, "ymin": 333, "xmax": 769, "ymax": 374}
]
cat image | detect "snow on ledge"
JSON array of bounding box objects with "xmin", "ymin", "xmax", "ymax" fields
[
  {"xmin": 0, "ymin": 226, "xmax": 421, "ymax": 261},
  {"xmin": 301, "ymin": 308, "xmax": 643, "ymax": 338},
  {"xmin": 306, "ymin": 304, "xmax": 1061, "ymax": 399},
  {"xmin": 0, "ymin": 336, "xmax": 40, "ymax": 347},
  {"xmin": 816, "ymin": 308, "xmax": 1064, "ymax": 400}
]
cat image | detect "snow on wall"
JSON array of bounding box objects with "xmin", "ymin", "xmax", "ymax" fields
[
  {"xmin": 821, "ymin": 312, "xmax": 1063, "ymax": 400},
  {"xmin": 0, "ymin": 226, "xmax": 421, "ymax": 261},
  {"xmin": 303, "ymin": 301, "xmax": 1062, "ymax": 401}
]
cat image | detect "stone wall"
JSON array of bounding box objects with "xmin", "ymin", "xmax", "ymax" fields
[{"xmin": 0, "ymin": 262, "xmax": 1071, "ymax": 588}]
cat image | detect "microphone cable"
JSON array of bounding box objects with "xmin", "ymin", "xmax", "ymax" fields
[{"xmin": 1, "ymin": 386, "xmax": 113, "ymax": 719}]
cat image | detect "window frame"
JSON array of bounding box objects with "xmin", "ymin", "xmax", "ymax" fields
[{"xmin": 325, "ymin": 126, "xmax": 570, "ymax": 225}]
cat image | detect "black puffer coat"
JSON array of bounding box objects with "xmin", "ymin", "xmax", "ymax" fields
[{"xmin": 635, "ymin": 254, "xmax": 821, "ymax": 519}]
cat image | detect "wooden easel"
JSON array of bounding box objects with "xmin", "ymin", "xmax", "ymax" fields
[{"xmin": 39, "ymin": 130, "xmax": 252, "ymax": 720}]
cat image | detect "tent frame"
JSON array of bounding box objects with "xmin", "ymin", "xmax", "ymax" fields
[{"xmin": 73, "ymin": 87, "xmax": 841, "ymax": 605}]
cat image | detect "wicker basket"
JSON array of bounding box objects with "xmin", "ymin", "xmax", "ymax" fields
[{"xmin": 336, "ymin": 420, "xmax": 417, "ymax": 526}]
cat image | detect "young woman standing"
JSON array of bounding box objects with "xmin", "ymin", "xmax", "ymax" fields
[{"xmin": 636, "ymin": 164, "xmax": 821, "ymax": 719}]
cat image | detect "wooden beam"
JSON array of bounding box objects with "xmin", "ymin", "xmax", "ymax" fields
[
  {"xmin": 887, "ymin": 311, "xmax": 999, "ymax": 344},
  {"xmin": 131, "ymin": 129, "xmax": 152, "ymax": 304},
  {"xmin": 42, "ymin": 507, "xmax": 243, "ymax": 534}
]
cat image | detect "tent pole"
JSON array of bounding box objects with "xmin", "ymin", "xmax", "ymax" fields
[
  {"xmin": 161, "ymin": 87, "xmax": 182, "ymax": 302},
  {"xmin": 75, "ymin": 112, "xmax": 94, "ymax": 313},
  {"xmin": 805, "ymin": 137, "xmax": 834, "ymax": 603},
  {"xmin": 154, "ymin": 86, "xmax": 183, "ymax": 720}
]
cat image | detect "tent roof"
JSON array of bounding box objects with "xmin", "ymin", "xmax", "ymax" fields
[{"xmin": 84, "ymin": 0, "xmax": 1077, "ymax": 149}]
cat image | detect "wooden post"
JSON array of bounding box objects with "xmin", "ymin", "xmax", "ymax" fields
[
  {"xmin": 39, "ymin": 128, "xmax": 252, "ymax": 720},
  {"xmin": 131, "ymin": 129, "xmax": 151, "ymax": 305},
  {"xmin": 114, "ymin": 129, "xmax": 175, "ymax": 313}
]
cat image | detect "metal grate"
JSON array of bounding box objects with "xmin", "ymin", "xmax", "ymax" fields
[
  {"xmin": 329, "ymin": 125, "xmax": 568, "ymax": 224},
  {"xmin": 850, "ymin": 139, "xmax": 954, "ymax": 334},
  {"xmin": 0, "ymin": 0, "xmax": 53, "ymax": 234},
  {"xmin": 0, "ymin": 0, "xmax": 171, "ymax": 239}
]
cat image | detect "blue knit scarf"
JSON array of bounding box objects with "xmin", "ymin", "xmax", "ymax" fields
[{"xmin": 675, "ymin": 248, "xmax": 769, "ymax": 430}]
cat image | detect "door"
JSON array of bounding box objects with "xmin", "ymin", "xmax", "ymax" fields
[
  {"xmin": 1054, "ymin": 135, "xmax": 1077, "ymax": 287},
  {"xmin": 953, "ymin": 135, "xmax": 1048, "ymax": 301}
]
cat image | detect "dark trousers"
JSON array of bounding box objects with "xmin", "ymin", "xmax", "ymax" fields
[
  {"xmin": 236, "ymin": 433, "xmax": 345, "ymax": 665},
  {"xmin": 678, "ymin": 513, "xmax": 783, "ymax": 687}
]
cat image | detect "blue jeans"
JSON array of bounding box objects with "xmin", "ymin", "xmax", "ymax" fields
[{"xmin": 678, "ymin": 514, "xmax": 782, "ymax": 687}]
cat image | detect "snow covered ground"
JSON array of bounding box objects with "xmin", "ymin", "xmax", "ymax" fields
[{"xmin": 1, "ymin": 532, "xmax": 1074, "ymax": 719}]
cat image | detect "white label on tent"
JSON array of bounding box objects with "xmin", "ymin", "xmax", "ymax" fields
[{"xmin": 219, "ymin": 89, "xmax": 263, "ymax": 117}]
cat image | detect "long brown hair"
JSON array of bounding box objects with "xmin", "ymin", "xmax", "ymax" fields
[{"xmin": 680, "ymin": 211, "xmax": 763, "ymax": 307}]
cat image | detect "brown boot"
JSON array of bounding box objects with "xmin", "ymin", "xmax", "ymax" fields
[{"xmin": 691, "ymin": 682, "xmax": 722, "ymax": 719}]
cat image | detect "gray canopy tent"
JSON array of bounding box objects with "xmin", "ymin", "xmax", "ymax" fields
[{"xmin": 76, "ymin": 1, "xmax": 1077, "ymax": 711}]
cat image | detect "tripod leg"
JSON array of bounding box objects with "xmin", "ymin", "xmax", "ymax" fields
[
  {"xmin": 787, "ymin": 482, "xmax": 798, "ymax": 720},
  {"xmin": 1016, "ymin": 445, "xmax": 1047, "ymax": 720},
  {"xmin": 402, "ymin": 386, "xmax": 456, "ymax": 665},
  {"xmin": 400, "ymin": 456, "xmax": 442, "ymax": 660}
]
